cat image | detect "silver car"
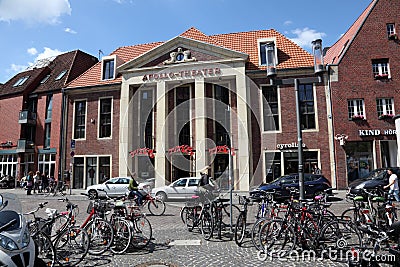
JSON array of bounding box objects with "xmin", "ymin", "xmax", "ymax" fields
[
  {"xmin": 151, "ymin": 177, "xmax": 201, "ymax": 201},
  {"xmin": 86, "ymin": 177, "xmax": 131, "ymax": 199}
]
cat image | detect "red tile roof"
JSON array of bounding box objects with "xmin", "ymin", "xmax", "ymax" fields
[
  {"xmin": 324, "ymin": 0, "xmax": 377, "ymax": 65},
  {"xmin": 67, "ymin": 28, "xmax": 314, "ymax": 88}
]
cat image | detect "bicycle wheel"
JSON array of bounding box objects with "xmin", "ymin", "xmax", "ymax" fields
[
  {"xmin": 42, "ymin": 214, "xmax": 69, "ymax": 241},
  {"xmin": 317, "ymin": 219, "xmax": 362, "ymax": 263},
  {"xmin": 54, "ymin": 226, "xmax": 90, "ymax": 266},
  {"xmin": 201, "ymin": 209, "xmax": 213, "ymax": 240},
  {"xmin": 110, "ymin": 217, "xmax": 132, "ymax": 254},
  {"xmin": 251, "ymin": 217, "xmax": 270, "ymax": 251},
  {"xmin": 180, "ymin": 206, "xmax": 189, "ymax": 224},
  {"xmin": 85, "ymin": 218, "xmax": 114, "ymax": 255},
  {"xmin": 234, "ymin": 212, "xmax": 246, "ymax": 246},
  {"xmin": 341, "ymin": 207, "xmax": 359, "ymax": 222},
  {"xmin": 185, "ymin": 207, "xmax": 195, "ymax": 232},
  {"xmin": 32, "ymin": 231, "xmax": 55, "ymax": 267},
  {"xmin": 148, "ymin": 199, "xmax": 166, "ymax": 216},
  {"xmin": 221, "ymin": 203, "xmax": 241, "ymax": 227},
  {"xmin": 130, "ymin": 215, "xmax": 152, "ymax": 249},
  {"xmin": 259, "ymin": 219, "xmax": 296, "ymax": 258}
]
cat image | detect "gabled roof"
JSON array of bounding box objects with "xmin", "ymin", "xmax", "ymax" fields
[
  {"xmin": 0, "ymin": 67, "xmax": 47, "ymax": 97},
  {"xmin": 324, "ymin": 0, "xmax": 378, "ymax": 65},
  {"xmin": 32, "ymin": 50, "xmax": 98, "ymax": 94},
  {"xmin": 67, "ymin": 27, "xmax": 314, "ymax": 89},
  {"xmin": 0, "ymin": 50, "xmax": 97, "ymax": 97}
]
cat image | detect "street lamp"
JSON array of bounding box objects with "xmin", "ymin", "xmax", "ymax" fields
[{"xmin": 266, "ymin": 39, "xmax": 324, "ymax": 202}]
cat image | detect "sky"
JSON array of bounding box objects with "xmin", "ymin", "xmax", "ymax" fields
[{"xmin": 0, "ymin": 0, "xmax": 373, "ymax": 84}]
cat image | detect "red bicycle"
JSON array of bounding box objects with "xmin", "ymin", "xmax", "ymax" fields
[{"xmin": 128, "ymin": 190, "xmax": 166, "ymax": 216}]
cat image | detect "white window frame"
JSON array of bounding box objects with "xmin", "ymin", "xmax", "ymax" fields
[
  {"xmin": 377, "ymin": 98, "xmax": 395, "ymax": 116},
  {"xmin": 260, "ymin": 84, "xmax": 281, "ymax": 133},
  {"xmin": 372, "ymin": 60, "xmax": 390, "ymax": 79},
  {"xmin": 387, "ymin": 23, "xmax": 396, "ymax": 36},
  {"xmin": 73, "ymin": 155, "xmax": 112, "ymax": 188},
  {"xmin": 72, "ymin": 99, "xmax": 87, "ymax": 140},
  {"xmin": 97, "ymin": 97, "xmax": 113, "ymax": 139},
  {"xmin": 37, "ymin": 153, "xmax": 56, "ymax": 178},
  {"xmin": 257, "ymin": 38, "xmax": 277, "ymax": 66},
  {"xmin": 101, "ymin": 55, "xmax": 116, "ymax": 80},
  {"xmin": 348, "ymin": 99, "xmax": 365, "ymax": 120}
]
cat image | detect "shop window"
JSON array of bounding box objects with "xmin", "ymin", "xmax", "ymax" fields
[
  {"xmin": 283, "ymin": 151, "xmax": 319, "ymax": 174},
  {"xmin": 73, "ymin": 157, "xmax": 84, "ymax": 189},
  {"xmin": 299, "ymin": 84, "xmax": 316, "ymax": 129},
  {"xmin": 265, "ymin": 152, "xmax": 281, "ymax": 182},
  {"xmin": 348, "ymin": 99, "xmax": 365, "ymax": 120},
  {"xmin": 102, "ymin": 58, "xmax": 115, "ymax": 80},
  {"xmin": 262, "ymin": 86, "xmax": 279, "ymax": 131},
  {"xmin": 376, "ymin": 98, "xmax": 394, "ymax": 118},
  {"xmin": 99, "ymin": 98, "xmax": 112, "ymax": 138},
  {"xmin": 99, "ymin": 157, "xmax": 110, "ymax": 184},
  {"xmin": 74, "ymin": 100, "xmax": 86, "ymax": 139},
  {"xmin": 372, "ymin": 59, "xmax": 390, "ymax": 79},
  {"xmin": 86, "ymin": 157, "xmax": 97, "ymax": 187}
]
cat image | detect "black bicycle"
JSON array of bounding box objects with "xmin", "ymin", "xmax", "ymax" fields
[{"xmin": 234, "ymin": 195, "xmax": 252, "ymax": 246}]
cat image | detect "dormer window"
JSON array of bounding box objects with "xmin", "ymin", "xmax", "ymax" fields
[
  {"xmin": 258, "ymin": 38, "xmax": 277, "ymax": 67},
  {"xmin": 55, "ymin": 70, "xmax": 67, "ymax": 80},
  {"xmin": 372, "ymin": 59, "xmax": 390, "ymax": 79},
  {"xmin": 387, "ymin": 23, "xmax": 397, "ymax": 40},
  {"xmin": 13, "ymin": 76, "xmax": 30, "ymax": 87},
  {"xmin": 102, "ymin": 56, "xmax": 115, "ymax": 80}
]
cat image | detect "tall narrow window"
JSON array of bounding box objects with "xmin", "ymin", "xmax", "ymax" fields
[
  {"xmin": 262, "ymin": 86, "xmax": 279, "ymax": 131},
  {"xmin": 259, "ymin": 42, "xmax": 268, "ymax": 65},
  {"xmin": 74, "ymin": 100, "xmax": 86, "ymax": 139},
  {"xmin": 44, "ymin": 123, "xmax": 51, "ymax": 148},
  {"xmin": 372, "ymin": 59, "xmax": 390, "ymax": 79},
  {"xmin": 99, "ymin": 98, "xmax": 112, "ymax": 138},
  {"xmin": 299, "ymin": 84, "xmax": 316, "ymax": 129},
  {"xmin": 348, "ymin": 99, "xmax": 365, "ymax": 120},
  {"xmin": 102, "ymin": 59, "xmax": 115, "ymax": 80},
  {"xmin": 377, "ymin": 98, "xmax": 394, "ymax": 117},
  {"xmin": 99, "ymin": 157, "xmax": 110, "ymax": 183},
  {"xmin": 140, "ymin": 90, "xmax": 153, "ymax": 148},
  {"xmin": 46, "ymin": 94, "xmax": 53, "ymax": 121},
  {"xmin": 387, "ymin": 23, "xmax": 396, "ymax": 39}
]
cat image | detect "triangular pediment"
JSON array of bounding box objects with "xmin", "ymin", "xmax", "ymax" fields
[{"xmin": 117, "ymin": 36, "xmax": 248, "ymax": 73}]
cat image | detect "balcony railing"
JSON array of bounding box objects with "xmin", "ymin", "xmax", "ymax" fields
[
  {"xmin": 16, "ymin": 139, "xmax": 35, "ymax": 153},
  {"xmin": 18, "ymin": 110, "xmax": 37, "ymax": 125}
]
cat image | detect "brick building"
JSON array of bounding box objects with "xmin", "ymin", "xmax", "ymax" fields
[
  {"xmin": 65, "ymin": 27, "xmax": 332, "ymax": 190},
  {"xmin": 0, "ymin": 50, "xmax": 98, "ymax": 182},
  {"xmin": 325, "ymin": 0, "xmax": 400, "ymax": 188}
]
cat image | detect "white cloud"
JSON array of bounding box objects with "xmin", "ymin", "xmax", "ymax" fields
[
  {"xmin": 7, "ymin": 47, "xmax": 63, "ymax": 75},
  {"xmin": 0, "ymin": 0, "xmax": 71, "ymax": 24},
  {"xmin": 65, "ymin": 27, "xmax": 77, "ymax": 34},
  {"xmin": 284, "ymin": 20, "xmax": 292, "ymax": 26},
  {"xmin": 27, "ymin": 48, "xmax": 38, "ymax": 55},
  {"xmin": 290, "ymin": 28, "xmax": 326, "ymax": 49},
  {"xmin": 35, "ymin": 47, "xmax": 63, "ymax": 60}
]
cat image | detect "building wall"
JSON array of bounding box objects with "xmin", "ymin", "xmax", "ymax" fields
[
  {"xmin": 330, "ymin": 0, "xmax": 400, "ymax": 188},
  {"xmin": 65, "ymin": 88, "xmax": 121, "ymax": 185},
  {"xmin": 0, "ymin": 95, "xmax": 23, "ymax": 148}
]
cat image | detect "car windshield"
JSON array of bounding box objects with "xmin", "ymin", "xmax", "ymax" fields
[{"xmin": 369, "ymin": 170, "xmax": 388, "ymax": 180}]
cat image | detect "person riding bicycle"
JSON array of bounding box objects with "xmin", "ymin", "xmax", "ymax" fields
[
  {"xmin": 198, "ymin": 165, "xmax": 216, "ymax": 202},
  {"xmin": 128, "ymin": 172, "xmax": 143, "ymax": 206}
]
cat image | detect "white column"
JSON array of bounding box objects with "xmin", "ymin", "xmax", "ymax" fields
[
  {"xmin": 235, "ymin": 67, "xmax": 251, "ymax": 191},
  {"xmin": 155, "ymin": 82, "xmax": 167, "ymax": 188},
  {"xmin": 195, "ymin": 78, "xmax": 207, "ymax": 176},
  {"xmin": 119, "ymin": 81, "xmax": 131, "ymax": 177}
]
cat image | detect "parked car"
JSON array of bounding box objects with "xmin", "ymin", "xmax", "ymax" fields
[
  {"xmin": 86, "ymin": 176, "xmax": 131, "ymax": 199},
  {"xmin": 151, "ymin": 177, "xmax": 201, "ymax": 201},
  {"xmin": 347, "ymin": 167, "xmax": 400, "ymax": 196},
  {"xmin": 138, "ymin": 177, "xmax": 155, "ymax": 192},
  {"xmin": 250, "ymin": 173, "xmax": 332, "ymax": 200}
]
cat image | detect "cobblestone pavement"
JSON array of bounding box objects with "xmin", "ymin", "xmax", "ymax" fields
[{"xmin": 0, "ymin": 188, "xmax": 382, "ymax": 267}]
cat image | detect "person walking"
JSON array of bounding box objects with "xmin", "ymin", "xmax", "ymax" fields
[
  {"xmin": 33, "ymin": 171, "xmax": 40, "ymax": 193},
  {"xmin": 384, "ymin": 168, "xmax": 400, "ymax": 201},
  {"xmin": 26, "ymin": 171, "xmax": 34, "ymax": 195}
]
